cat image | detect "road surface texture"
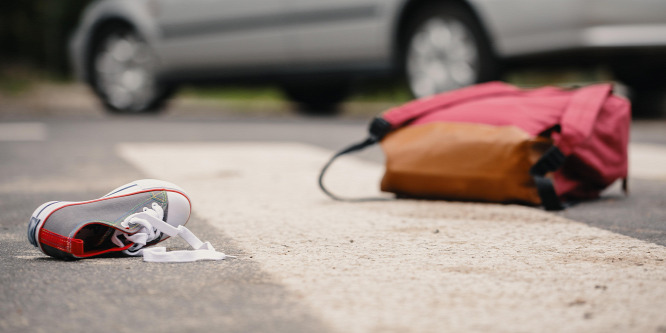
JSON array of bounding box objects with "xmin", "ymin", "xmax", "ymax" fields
[{"xmin": 1, "ymin": 84, "xmax": 665, "ymax": 332}]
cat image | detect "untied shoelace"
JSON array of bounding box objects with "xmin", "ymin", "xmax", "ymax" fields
[{"xmin": 111, "ymin": 203, "xmax": 232, "ymax": 262}]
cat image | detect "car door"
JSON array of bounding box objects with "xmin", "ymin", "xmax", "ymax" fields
[
  {"xmin": 580, "ymin": 0, "xmax": 666, "ymax": 46},
  {"xmin": 283, "ymin": 0, "xmax": 389, "ymax": 68},
  {"xmin": 153, "ymin": 0, "xmax": 290, "ymax": 75},
  {"xmin": 471, "ymin": 0, "xmax": 581, "ymax": 57},
  {"xmin": 474, "ymin": 0, "xmax": 666, "ymax": 57}
]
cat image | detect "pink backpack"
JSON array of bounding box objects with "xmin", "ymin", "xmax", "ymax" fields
[{"xmin": 320, "ymin": 82, "xmax": 631, "ymax": 210}]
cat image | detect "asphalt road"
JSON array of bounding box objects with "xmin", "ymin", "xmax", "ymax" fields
[
  {"xmin": 2, "ymin": 103, "xmax": 664, "ymax": 245},
  {"xmin": 1, "ymin": 91, "xmax": 665, "ymax": 332}
]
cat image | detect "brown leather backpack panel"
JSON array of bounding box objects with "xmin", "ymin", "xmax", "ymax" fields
[{"xmin": 380, "ymin": 122, "xmax": 552, "ymax": 204}]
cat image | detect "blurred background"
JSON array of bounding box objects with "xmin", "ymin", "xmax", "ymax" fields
[
  {"xmin": 1, "ymin": 0, "xmax": 666, "ymax": 117},
  {"xmin": 1, "ymin": 1, "xmax": 89, "ymax": 77},
  {"xmin": 2, "ymin": 4, "xmax": 666, "ymax": 332}
]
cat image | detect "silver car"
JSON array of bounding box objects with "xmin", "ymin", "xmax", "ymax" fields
[{"xmin": 70, "ymin": 0, "xmax": 666, "ymax": 113}]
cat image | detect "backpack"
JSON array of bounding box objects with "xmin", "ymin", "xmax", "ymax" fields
[{"xmin": 319, "ymin": 82, "xmax": 631, "ymax": 210}]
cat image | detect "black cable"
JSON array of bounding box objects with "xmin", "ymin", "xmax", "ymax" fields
[{"xmin": 318, "ymin": 137, "xmax": 394, "ymax": 202}]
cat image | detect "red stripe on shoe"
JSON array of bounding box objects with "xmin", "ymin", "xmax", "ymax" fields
[
  {"xmin": 39, "ymin": 229, "xmax": 85, "ymax": 256},
  {"xmin": 39, "ymin": 228, "xmax": 134, "ymax": 258}
]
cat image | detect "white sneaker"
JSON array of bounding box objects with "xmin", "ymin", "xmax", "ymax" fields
[{"xmin": 28, "ymin": 179, "xmax": 228, "ymax": 262}]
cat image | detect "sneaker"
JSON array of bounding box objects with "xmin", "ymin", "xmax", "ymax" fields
[{"xmin": 27, "ymin": 179, "xmax": 217, "ymax": 261}]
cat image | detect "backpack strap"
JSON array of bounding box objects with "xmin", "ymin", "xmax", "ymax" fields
[
  {"xmin": 530, "ymin": 83, "xmax": 614, "ymax": 210},
  {"xmin": 318, "ymin": 118, "xmax": 393, "ymax": 201},
  {"xmin": 381, "ymin": 81, "xmax": 520, "ymax": 128},
  {"xmin": 530, "ymin": 146, "xmax": 567, "ymax": 210},
  {"xmin": 558, "ymin": 83, "xmax": 613, "ymax": 155}
]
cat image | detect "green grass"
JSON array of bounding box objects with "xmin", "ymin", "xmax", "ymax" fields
[
  {"xmin": 180, "ymin": 67, "xmax": 610, "ymax": 106},
  {"xmin": 0, "ymin": 76, "xmax": 33, "ymax": 95},
  {"xmin": 0, "ymin": 65, "xmax": 39, "ymax": 96},
  {"xmin": 0, "ymin": 65, "xmax": 72, "ymax": 96},
  {"xmin": 181, "ymin": 85, "xmax": 285, "ymax": 102},
  {"xmin": 0, "ymin": 63, "xmax": 613, "ymax": 110},
  {"xmin": 506, "ymin": 67, "xmax": 613, "ymax": 87},
  {"xmin": 182, "ymin": 81, "xmax": 414, "ymax": 105},
  {"xmin": 349, "ymin": 81, "xmax": 413, "ymax": 103}
]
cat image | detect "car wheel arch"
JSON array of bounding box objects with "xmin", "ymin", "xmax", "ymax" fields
[
  {"xmin": 84, "ymin": 18, "xmax": 137, "ymax": 84},
  {"xmin": 80, "ymin": 0, "xmax": 161, "ymax": 83},
  {"xmin": 84, "ymin": 17, "xmax": 174, "ymax": 113}
]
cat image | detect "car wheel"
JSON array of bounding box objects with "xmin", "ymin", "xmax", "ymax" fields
[
  {"xmin": 281, "ymin": 81, "xmax": 350, "ymax": 115},
  {"xmin": 402, "ymin": 3, "xmax": 498, "ymax": 98},
  {"xmin": 89, "ymin": 25, "xmax": 173, "ymax": 113}
]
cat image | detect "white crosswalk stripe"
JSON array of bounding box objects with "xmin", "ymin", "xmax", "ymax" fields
[
  {"xmin": 118, "ymin": 142, "xmax": 666, "ymax": 333},
  {"xmin": 630, "ymin": 143, "xmax": 666, "ymax": 180}
]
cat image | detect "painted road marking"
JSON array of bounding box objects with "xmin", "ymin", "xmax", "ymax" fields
[
  {"xmin": 118, "ymin": 142, "xmax": 666, "ymax": 333},
  {"xmin": 630, "ymin": 143, "xmax": 666, "ymax": 180},
  {"xmin": 0, "ymin": 122, "xmax": 46, "ymax": 141}
]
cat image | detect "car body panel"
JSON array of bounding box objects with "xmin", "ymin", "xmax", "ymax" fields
[
  {"xmin": 70, "ymin": 0, "xmax": 666, "ymax": 83},
  {"xmin": 155, "ymin": 0, "xmax": 291, "ymax": 72},
  {"xmin": 282, "ymin": 0, "xmax": 387, "ymax": 65},
  {"xmin": 472, "ymin": 0, "xmax": 666, "ymax": 56},
  {"xmin": 470, "ymin": 0, "xmax": 581, "ymax": 56}
]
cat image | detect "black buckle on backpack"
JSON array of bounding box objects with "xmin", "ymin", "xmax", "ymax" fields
[
  {"xmin": 530, "ymin": 146, "xmax": 566, "ymax": 211},
  {"xmin": 530, "ymin": 146, "xmax": 565, "ymax": 176},
  {"xmin": 368, "ymin": 117, "xmax": 392, "ymax": 142}
]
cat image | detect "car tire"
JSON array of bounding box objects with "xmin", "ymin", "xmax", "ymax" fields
[
  {"xmin": 402, "ymin": 3, "xmax": 498, "ymax": 98},
  {"xmin": 281, "ymin": 80, "xmax": 350, "ymax": 115},
  {"xmin": 88, "ymin": 24, "xmax": 174, "ymax": 114}
]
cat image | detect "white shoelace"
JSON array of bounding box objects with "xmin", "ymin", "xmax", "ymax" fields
[{"xmin": 112, "ymin": 203, "xmax": 230, "ymax": 263}]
